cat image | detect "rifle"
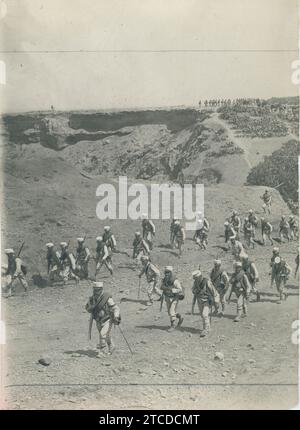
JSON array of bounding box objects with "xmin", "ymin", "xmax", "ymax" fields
[
  {"xmin": 138, "ymin": 277, "xmax": 141, "ymax": 299},
  {"xmin": 159, "ymin": 294, "xmax": 164, "ymax": 312},
  {"xmin": 88, "ymin": 315, "xmax": 93, "ymax": 340},
  {"xmin": 16, "ymin": 242, "xmax": 25, "ymax": 258}
]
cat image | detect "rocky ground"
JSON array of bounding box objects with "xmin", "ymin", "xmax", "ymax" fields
[{"xmin": 1, "ymin": 107, "xmax": 299, "ymax": 410}]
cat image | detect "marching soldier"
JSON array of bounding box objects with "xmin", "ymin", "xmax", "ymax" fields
[
  {"xmin": 270, "ymin": 256, "xmax": 291, "ymax": 304},
  {"xmin": 160, "ymin": 266, "xmax": 184, "ymax": 332},
  {"xmin": 172, "ymin": 220, "xmax": 186, "ymax": 257},
  {"xmin": 279, "ymin": 216, "xmax": 290, "ymax": 242},
  {"xmin": 2, "ymin": 248, "xmax": 28, "ymax": 297},
  {"xmin": 247, "ymin": 210, "xmax": 258, "ymax": 237},
  {"xmin": 241, "ymin": 254, "xmax": 260, "ymax": 302},
  {"xmin": 261, "ymin": 190, "xmax": 272, "ymax": 214},
  {"xmin": 231, "ymin": 237, "xmax": 246, "ymax": 260},
  {"xmin": 192, "ymin": 270, "xmax": 220, "ymax": 336},
  {"xmin": 288, "ymin": 215, "xmax": 298, "ymax": 241},
  {"xmin": 224, "ymin": 221, "xmax": 236, "ymax": 249},
  {"xmin": 194, "ymin": 212, "xmax": 209, "ymax": 249},
  {"xmin": 138, "ymin": 255, "xmax": 161, "ymax": 305},
  {"xmin": 103, "ymin": 226, "xmax": 117, "ymax": 252},
  {"xmin": 46, "ymin": 242, "xmax": 60, "ymax": 283},
  {"xmin": 261, "ymin": 217, "xmax": 273, "ymax": 245},
  {"xmin": 209, "ymin": 260, "xmax": 229, "ymax": 316},
  {"xmin": 141, "ymin": 214, "xmax": 156, "ymax": 250},
  {"xmin": 227, "ymin": 261, "xmax": 252, "ymax": 322},
  {"xmin": 85, "ymin": 281, "xmax": 121, "ymax": 355},
  {"xmin": 230, "ymin": 210, "xmax": 241, "ymax": 239},
  {"xmin": 95, "ymin": 236, "xmax": 113, "ymax": 276},
  {"xmin": 132, "ymin": 231, "xmax": 150, "ymax": 261},
  {"xmin": 243, "ymin": 218, "xmax": 255, "ymax": 249},
  {"xmin": 75, "ymin": 237, "xmax": 90, "ymax": 279},
  {"xmin": 59, "ymin": 242, "xmax": 79, "ymax": 284}
]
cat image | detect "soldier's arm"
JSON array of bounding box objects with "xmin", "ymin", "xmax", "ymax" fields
[
  {"xmin": 138, "ymin": 265, "xmax": 146, "ymax": 278},
  {"xmin": 85, "ymin": 247, "xmax": 91, "ymax": 259},
  {"xmin": 102, "ymin": 245, "xmax": 109, "ymax": 260},
  {"xmin": 172, "ymin": 279, "xmax": 182, "ymax": 294},
  {"xmin": 149, "ymin": 220, "xmax": 156, "ymax": 234},
  {"xmin": 107, "ymin": 298, "xmax": 121, "ymax": 324},
  {"xmin": 111, "ymin": 235, "xmax": 117, "ymax": 247},
  {"xmin": 251, "ymin": 263, "xmax": 259, "ymax": 281},
  {"xmin": 15, "ymin": 258, "xmax": 23, "ymax": 275}
]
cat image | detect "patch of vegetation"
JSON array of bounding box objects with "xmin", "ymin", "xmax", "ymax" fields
[{"xmin": 246, "ymin": 139, "xmax": 299, "ymax": 210}]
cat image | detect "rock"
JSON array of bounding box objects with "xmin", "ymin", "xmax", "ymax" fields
[
  {"xmin": 56, "ymin": 221, "xmax": 64, "ymax": 226},
  {"xmin": 214, "ymin": 352, "xmax": 224, "ymax": 361},
  {"xmin": 38, "ymin": 356, "xmax": 51, "ymax": 366},
  {"xmin": 222, "ymin": 372, "xmax": 228, "ymax": 377},
  {"xmin": 248, "ymin": 359, "xmax": 256, "ymax": 364},
  {"xmin": 140, "ymin": 340, "xmax": 147, "ymax": 344},
  {"xmin": 250, "ymin": 323, "xmax": 256, "ymax": 327}
]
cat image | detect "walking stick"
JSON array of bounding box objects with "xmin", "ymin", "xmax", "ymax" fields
[{"xmin": 117, "ymin": 325, "xmax": 134, "ymax": 355}]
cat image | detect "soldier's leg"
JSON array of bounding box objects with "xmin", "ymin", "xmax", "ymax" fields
[
  {"xmin": 101, "ymin": 320, "xmax": 114, "ymax": 353},
  {"xmin": 17, "ymin": 273, "xmax": 28, "ymax": 291},
  {"xmin": 104, "ymin": 258, "xmax": 113, "ymax": 275},
  {"xmin": 146, "ymin": 281, "xmax": 154, "ymax": 305},
  {"xmin": 200, "ymin": 302, "xmax": 210, "ymax": 336},
  {"xmin": 96, "ymin": 320, "xmax": 111, "ymax": 352},
  {"xmin": 242, "ymin": 294, "xmax": 248, "ymax": 316},
  {"xmin": 268, "ymin": 233, "xmax": 273, "ymax": 245},
  {"xmin": 167, "ymin": 299, "xmax": 178, "ymax": 331},
  {"xmin": 218, "ymin": 290, "xmax": 226, "ymax": 314},
  {"xmin": 234, "ymin": 292, "xmax": 243, "ymax": 322},
  {"xmin": 275, "ymin": 278, "xmax": 282, "ymax": 303},
  {"xmin": 2, "ymin": 275, "xmax": 13, "ymax": 297},
  {"xmin": 152, "ymin": 279, "xmax": 162, "ymax": 299}
]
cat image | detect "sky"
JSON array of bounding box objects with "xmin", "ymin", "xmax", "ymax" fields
[{"xmin": 0, "ymin": 0, "xmax": 299, "ymax": 112}]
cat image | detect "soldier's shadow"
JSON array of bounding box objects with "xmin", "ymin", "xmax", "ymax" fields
[
  {"xmin": 120, "ymin": 297, "xmax": 149, "ymax": 306},
  {"xmin": 136, "ymin": 324, "xmax": 200, "ymax": 334},
  {"xmin": 64, "ymin": 349, "xmax": 98, "ymax": 358},
  {"xmin": 157, "ymin": 244, "xmax": 173, "ymax": 249},
  {"xmin": 159, "ymin": 249, "xmax": 180, "ymax": 257},
  {"xmin": 212, "ymin": 245, "xmax": 229, "ymax": 252}
]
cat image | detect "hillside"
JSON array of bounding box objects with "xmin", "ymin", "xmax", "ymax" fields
[{"xmin": 1, "ymin": 102, "xmax": 299, "ymax": 410}]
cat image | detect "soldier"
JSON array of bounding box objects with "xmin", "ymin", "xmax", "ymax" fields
[
  {"xmin": 46, "ymin": 242, "xmax": 60, "ymax": 283},
  {"xmin": 2, "ymin": 248, "xmax": 28, "ymax": 297},
  {"xmin": 227, "ymin": 261, "xmax": 251, "ymax": 322},
  {"xmin": 288, "ymin": 215, "xmax": 298, "ymax": 241},
  {"xmin": 261, "ymin": 190, "xmax": 272, "ymax": 214},
  {"xmin": 261, "ymin": 217, "xmax": 273, "ymax": 245},
  {"xmin": 279, "ymin": 216, "xmax": 290, "ymax": 242},
  {"xmin": 194, "ymin": 212, "xmax": 209, "ymax": 249},
  {"xmin": 160, "ymin": 266, "xmax": 184, "ymax": 332},
  {"xmin": 85, "ymin": 281, "xmax": 121, "ymax": 355},
  {"xmin": 224, "ymin": 221, "xmax": 236, "ymax": 249},
  {"xmin": 59, "ymin": 242, "xmax": 79, "ymax": 284},
  {"xmin": 141, "ymin": 214, "xmax": 156, "ymax": 250},
  {"xmin": 132, "ymin": 231, "xmax": 150, "ymax": 261},
  {"xmin": 75, "ymin": 237, "xmax": 90, "ymax": 279},
  {"xmin": 231, "ymin": 237, "xmax": 246, "ymax": 261},
  {"xmin": 172, "ymin": 220, "xmax": 186, "ymax": 257},
  {"xmin": 270, "ymin": 256, "xmax": 291, "ymax": 304},
  {"xmin": 95, "ymin": 236, "xmax": 113, "ymax": 276},
  {"xmin": 247, "ymin": 210, "xmax": 258, "ymax": 237},
  {"xmin": 191, "ymin": 270, "xmax": 220, "ymax": 336},
  {"xmin": 230, "ymin": 210, "xmax": 241, "ymax": 239},
  {"xmin": 241, "ymin": 254, "xmax": 260, "ymax": 301},
  {"xmin": 243, "ymin": 218, "xmax": 255, "ymax": 249},
  {"xmin": 209, "ymin": 260, "xmax": 229, "ymax": 316},
  {"xmin": 103, "ymin": 226, "xmax": 117, "ymax": 252},
  {"xmin": 138, "ymin": 255, "xmax": 161, "ymax": 305}
]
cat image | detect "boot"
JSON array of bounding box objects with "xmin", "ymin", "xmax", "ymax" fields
[
  {"xmin": 167, "ymin": 321, "xmax": 176, "ymax": 332},
  {"xmin": 242, "ymin": 306, "xmax": 247, "ymax": 318},
  {"xmin": 234, "ymin": 311, "xmax": 242, "ymax": 322},
  {"xmin": 176, "ymin": 313, "xmax": 184, "ymax": 327},
  {"xmin": 108, "ymin": 344, "xmax": 116, "ymax": 355}
]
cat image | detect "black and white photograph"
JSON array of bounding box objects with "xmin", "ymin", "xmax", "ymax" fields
[{"xmin": 0, "ymin": 0, "xmax": 299, "ymax": 411}]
